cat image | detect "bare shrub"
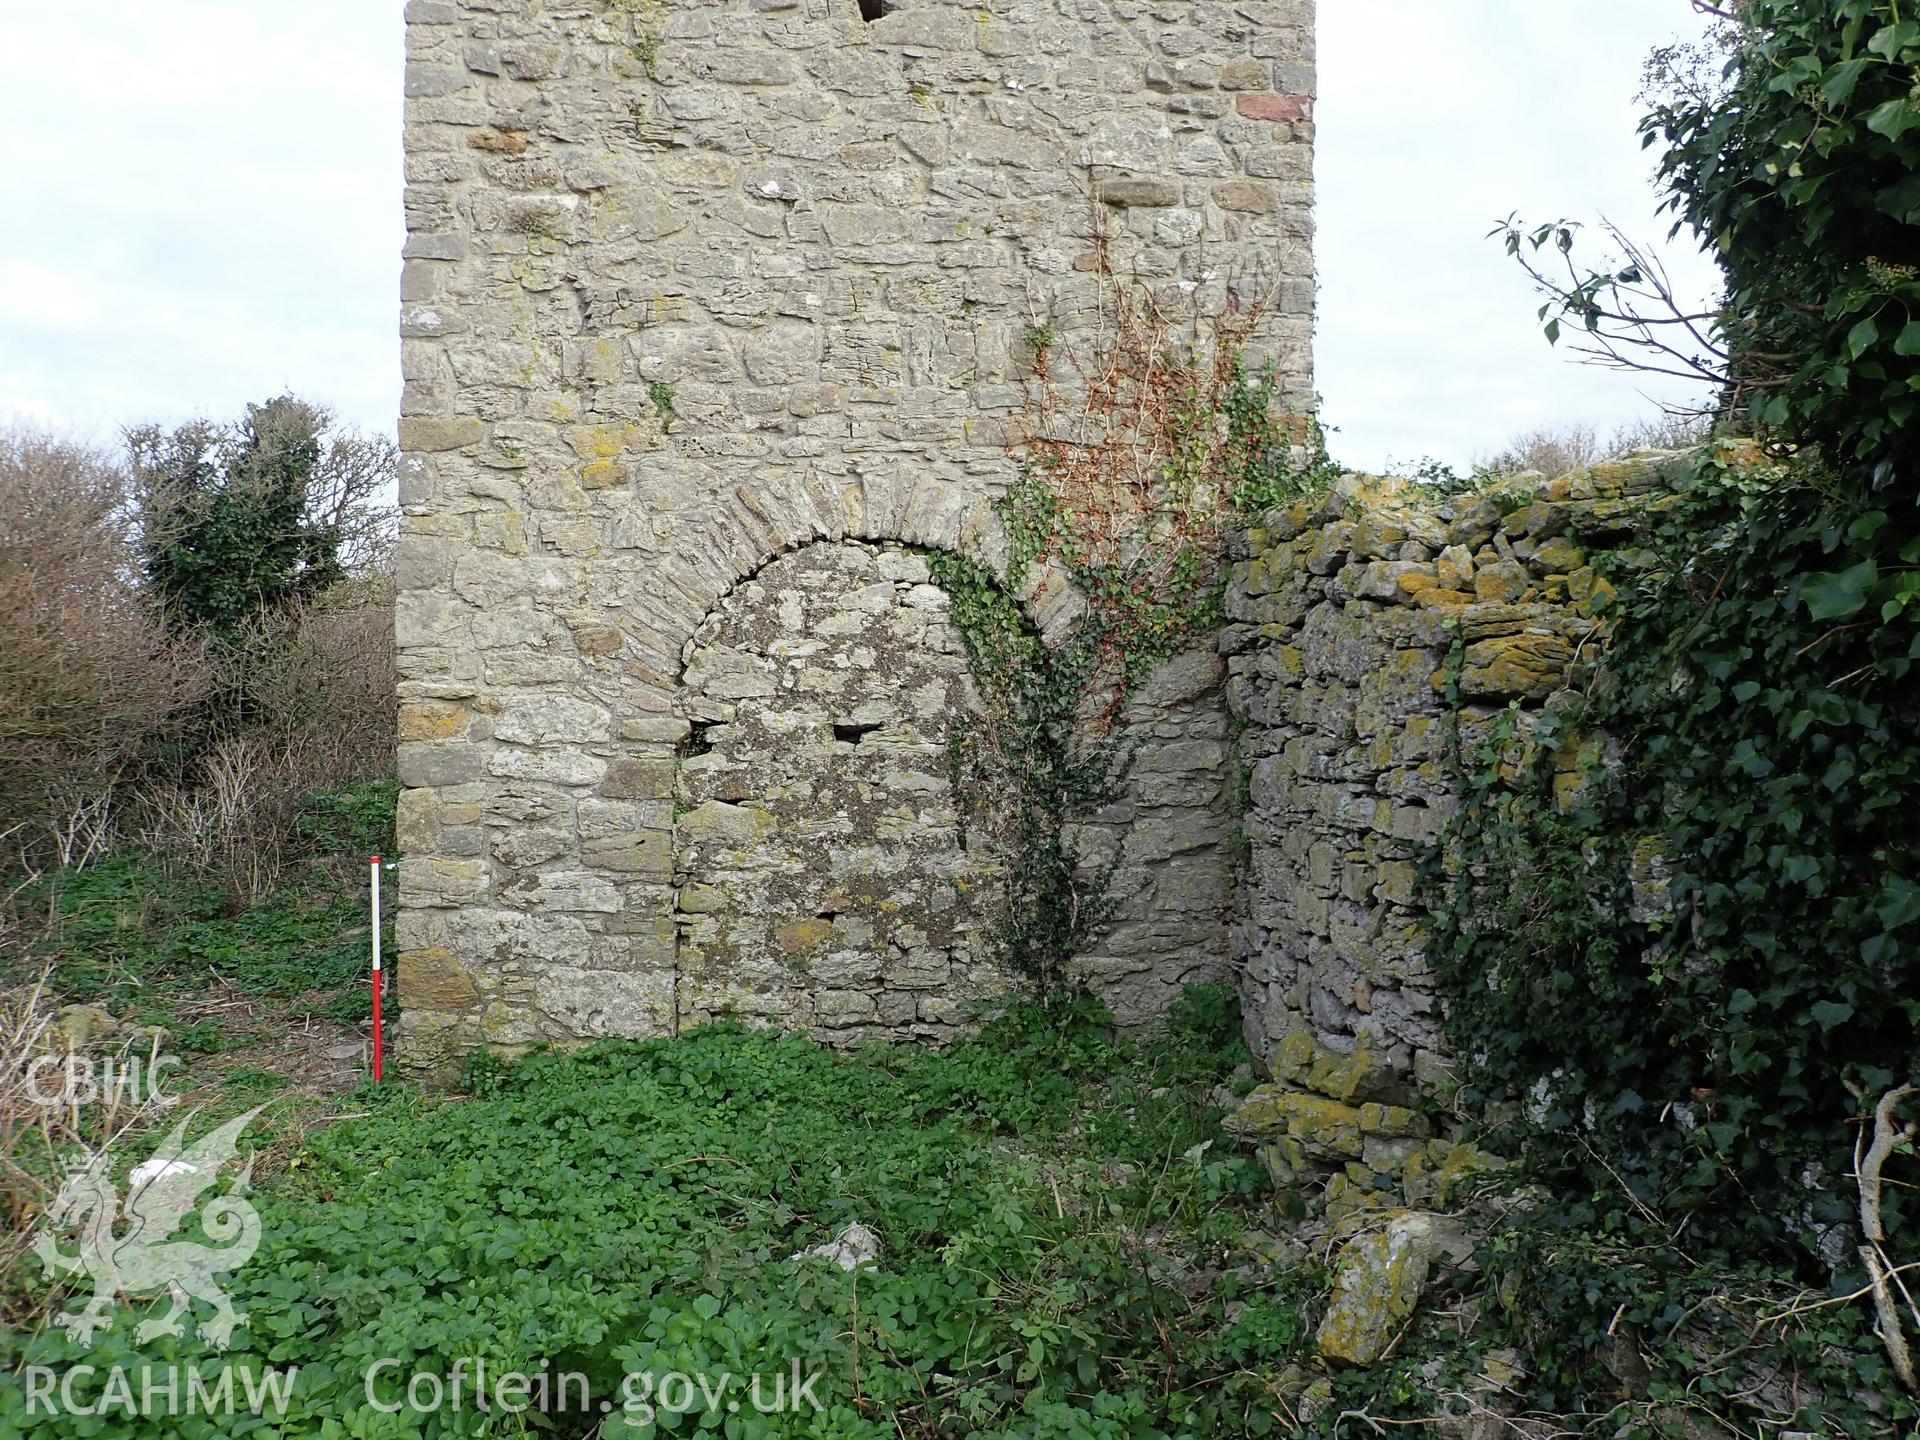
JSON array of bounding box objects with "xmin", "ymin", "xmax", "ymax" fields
[
  {"xmin": 0, "ymin": 430, "xmax": 206, "ymax": 864},
  {"xmin": 245, "ymin": 574, "xmax": 397, "ymax": 781},
  {"xmin": 1478, "ymin": 422, "xmax": 1602, "ymax": 478},
  {"xmin": 132, "ymin": 577, "xmax": 395, "ymax": 899},
  {"xmin": 1607, "ymin": 410, "xmax": 1717, "ymax": 453},
  {"xmin": 1479, "ymin": 413, "xmax": 1719, "ymax": 478},
  {"xmin": 0, "ymin": 972, "xmax": 175, "ymax": 1302}
]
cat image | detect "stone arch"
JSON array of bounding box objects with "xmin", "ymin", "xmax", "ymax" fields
[{"xmin": 609, "ymin": 475, "xmax": 1083, "ymax": 715}]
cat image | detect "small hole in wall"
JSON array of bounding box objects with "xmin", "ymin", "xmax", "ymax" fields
[
  {"xmin": 833, "ymin": 722, "xmax": 883, "ymax": 745},
  {"xmin": 857, "ymin": 0, "xmax": 895, "ymax": 20},
  {"xmin": 679, "ymin": 722, "xmax": 717, "ymax": 759}
]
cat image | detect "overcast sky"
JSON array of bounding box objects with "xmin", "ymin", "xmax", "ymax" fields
[{"xmin": 0, "ymin": 1, "xmax": 1719, "ymax": 472}]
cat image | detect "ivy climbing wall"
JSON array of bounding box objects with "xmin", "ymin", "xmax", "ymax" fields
[
  {"xmin": 1221, "ymin": 456, "xmax": 1679, "ymax": 1151},
  {"xmin": 393, "ymin": 0, "xmax": 1315, "ymax": 1077}
]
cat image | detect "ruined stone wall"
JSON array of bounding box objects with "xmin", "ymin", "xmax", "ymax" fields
[
  {"xmin": 1220, "ymin": 456, "xmax": 1678, "ymax": 1216},
  {"xmin": 394, "ymin": 0, "xmax": 1315, "ymax": 1076}
]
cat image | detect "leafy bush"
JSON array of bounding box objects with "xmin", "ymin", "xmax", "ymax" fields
[
  {"xmin": 1425, "ymin": 449, "xmax": 1920, "ymax": 1413},
  {"xmin": 1475, "ymin": 1219, "xmax": 1911, "ymax": 1433},
  {"xmin": 294, "ymin": 777, "xmax": 402, "ymax": 860},
  {"xmin": 1452, "ymin": 6, "xmax": 1920, "ymax": 1407},
  {"xmin": 1647, "ymin": 0, "xmax": 1920, "ymax": 476},
  {"xmin": 0, "ymin": 406, "xmax": 396, "ymax": 891},
  {"xmin": 129, "ymin": 397, "xmax": 394, "ymax": 637}
]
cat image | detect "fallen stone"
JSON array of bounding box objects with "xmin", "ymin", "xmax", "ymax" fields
[
  {"xmin": 789, "ymin": 1222, "xmax": 879, "ymax": 1272},
  {"xmin": 1316, "ymin": 1211, "xmax": 1476, "ymax": 1365},
  {"xmin": 53, "ymin": 1004, "xmax": 121, "ymax": 1050}
]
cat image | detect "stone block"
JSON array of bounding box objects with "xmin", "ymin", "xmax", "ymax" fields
[
  {"xmin": 1225, "ymin": 1085, "xmax": 1363, "ymax": 1160},
  {"xmin": 1316, "ymin": 1212, "xmax": 1474, "ymax": 1366},
  {"xmin": 602, "ymin": 758, "xmax": 674, "ymax": 800},
  {"xmin": 1235, "ymin": 93, "xmax": 1312, "ymax": 122},
  {"xmin": 1096, "ymin": 179, "xmax": 1181, "ymax": 207},
  {"xmin": 398, "ymin": 947, "xmax": 480, "ymax": 1011},
  {"xmin": 400, "ymin": 416, "xmax": 486, "ymax": 452},
  {"xmin": 535, "ymin": 966, "xmax": 675, "ymax": 1039}
]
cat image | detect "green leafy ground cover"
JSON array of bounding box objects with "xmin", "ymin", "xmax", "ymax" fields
[
  {"xmin": 10, "ymin": 779, "xmax": 398, "ymax": 1030},
  {"xmin": 3, "ymin": 992, "xmax": 1361, "ymax": 1439}
]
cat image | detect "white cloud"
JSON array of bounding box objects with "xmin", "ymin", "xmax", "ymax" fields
[
  {"xmin": 0, "ymin": 1, "xmax": 401, "ymax": 443},
  {"xmin": 1315, "ymin": 0, "xmax": 1724, "ymax": 471}
]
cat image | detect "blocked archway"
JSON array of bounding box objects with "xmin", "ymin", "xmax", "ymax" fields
[
  {"xmin": 596, "ymin": 474, "xmax": 1083, "ymax": 718},
  {"xmin": 671, "ymin": 539, "xmax": 1006, "ymax": 1040}
]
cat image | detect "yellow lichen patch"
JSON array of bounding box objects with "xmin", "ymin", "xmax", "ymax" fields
[
  {"xmin": 399, "ymin": 702, "xmax": 472, "ymax": 742},
  {"xmin": 1455, "ymin": 633, "xmax": 1575, "ymax": 701},
  {"xmin": 1403, "ymin": 1140, "xmax": 1498, "ymax": 1209},
  {"xmin": 472, "ymin": 511, "xmax": 528, "ymax": 553},
  {"xmin": 566, "ymin": 422, "xmax": 642, "ymax": 462},
  {"xmin": 774, "ymin": 918, "xmax": 834, "ymax": 953},
  {"xmin": 1568, "ymin": 566, "xmax": 1616, "ymax": 615},
  {"xmin": 1530, "ymin": 535, "xmax": 1585, "ymax": 573},
  {"xmin": 1226, "ymin": 1082, "xmax": 1367, "ymax": 1159},
  {"xmin": 399, "ymin": 948, "xmax": 480, "ymax": 1011},
  {"xmin": 1357, "ymin": 1102, "xmax": 1427, "ymax": 1139},
  {"xmin": 580, "ymin": 458, "xmax": 629, "ymax": 490}
]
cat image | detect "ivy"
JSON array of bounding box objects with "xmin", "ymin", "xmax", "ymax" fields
[
  {"xmin": 1423, "ymin": 445, "xmax": 1920, "ymax": 1295},
  {"xmin": 930, "ymin": 255, "xmax": 1335, "ymax": 997},
  {"xmin": 127, "ymin": 397, "xmax": 389, "ymax": 638},
  {"xmin": 929, "ymin": 551, "xmax": 1123, "ymax": 996},
  {"xmin": 1648, "ymin": 0, "xmax": 1920, "ymax": 478}
]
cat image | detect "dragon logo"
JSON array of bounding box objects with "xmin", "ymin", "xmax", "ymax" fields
[{"xmin": 33, "ymin": 1107, "xmax": 264, "ymax": 1350}]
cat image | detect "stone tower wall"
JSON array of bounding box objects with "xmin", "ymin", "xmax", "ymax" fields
[{"xmin": 394, "ymin": 0, "xmax": 1317, "ymax": 1076}]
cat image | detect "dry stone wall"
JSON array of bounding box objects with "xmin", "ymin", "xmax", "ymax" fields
[
  {"xmin": 394, "ymin": 0, "xmax": 1314, "ymax": 1077},
  {"xmin": 1220, "ymin": 455, "xmax": 1682, "ymax": 1221}
]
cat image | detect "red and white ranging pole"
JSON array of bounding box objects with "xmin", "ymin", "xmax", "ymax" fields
[{"xmin": 369, "ymin": 855, "xmax": 384, "ymax": 1082}]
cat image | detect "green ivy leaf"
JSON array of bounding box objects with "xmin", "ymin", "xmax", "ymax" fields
[
  {"xmin": 1876, "ymin": 878, "xmax": 1920, "ymax": 930},
  {"xmin": 1800, "ymin": 559, "xmax": 1878, "ymax": 621},
  {"xmin": 1810, "ymin": 1000, "xmax": 1855, "ymax": 1033},
  {"xmin": 1819, "ymin": 56, "xmax": 1872, "ymax": 108},
  {"xmin": 1865, "ymin": 97, "xmax": 1920, "ymax": 141}
]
